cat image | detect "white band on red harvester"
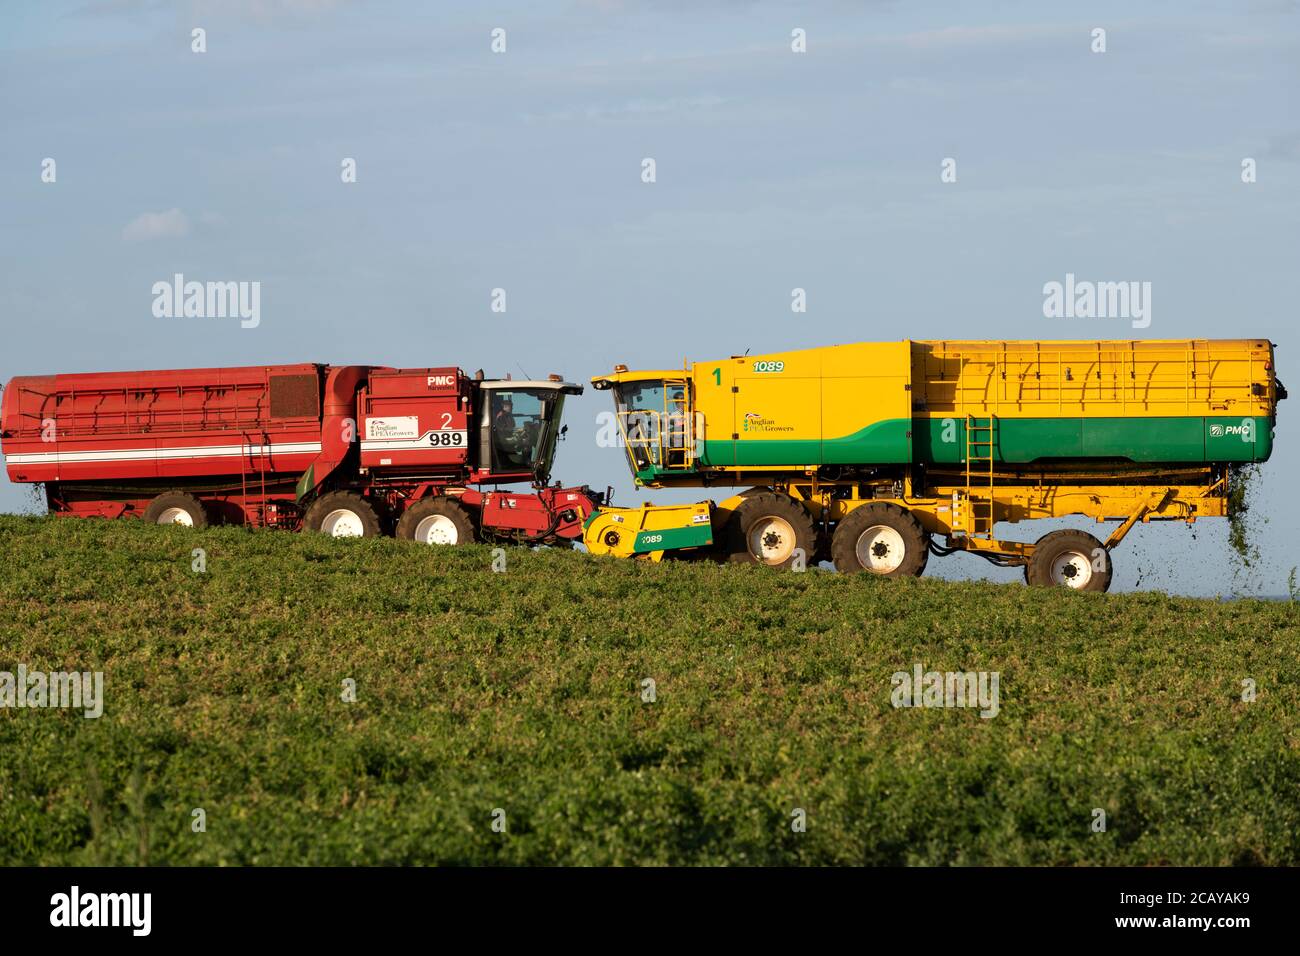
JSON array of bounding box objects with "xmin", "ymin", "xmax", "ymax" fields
[{"xmin": 3, "ymin": 441, "xmax": 323, "ymax": 466}]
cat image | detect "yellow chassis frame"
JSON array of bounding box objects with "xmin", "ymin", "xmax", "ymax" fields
[{"xmin": 713, "ymin": 468, "xmax": 1227, "ymax": 566}]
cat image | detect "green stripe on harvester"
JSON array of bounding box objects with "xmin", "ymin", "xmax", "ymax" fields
[
  {"xmin": 700, "ymin": 418, "xmax": 913, "ymax": 467},
  {"xmin": 639, "ymin": 414, "xmax": 1272, "ymax": 482},
  {"xmin": 824, "ymin": 418, "xmax": 913, "ymax": 464},
  {"xmin": 917, "ymin": 416, "xmax": 1272, "ymax": 465},
  {"xmin": 633, "ymin": 524, "xmax": 714, "ymax": 553}
]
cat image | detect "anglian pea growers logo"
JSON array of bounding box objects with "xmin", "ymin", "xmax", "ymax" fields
[
  {"xmin": 741, "ymin": 411, "xmax": 793, "ymax": 433},
  {"xmin": 1209, "ymin": 419, "xmax": 1255, "ymax": 442}
]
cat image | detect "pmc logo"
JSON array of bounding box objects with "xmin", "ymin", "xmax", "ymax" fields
[{"xmin": 1209, "ymin": 419, "xmax": 1254, "ymax": 442}]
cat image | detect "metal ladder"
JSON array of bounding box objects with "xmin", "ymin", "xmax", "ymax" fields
[
  {"xmin": 964, "ymin": 414, "xmax": 997, "ymax": 537},
  {"xmin": 662, "ymin": 384, "xmax": 692, "ymax": 469}
]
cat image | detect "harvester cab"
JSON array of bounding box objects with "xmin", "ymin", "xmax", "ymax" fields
[
  {"xmin": 585, "ymin": 365, "xmax": 720, "ymax": 562},
  {"xmin": 475, "ymin": 378, "xmax": 583, "ymax": 484},
  {"xmin": 591, "ymin": 366, "xmax": 695, "ymax": 484}
]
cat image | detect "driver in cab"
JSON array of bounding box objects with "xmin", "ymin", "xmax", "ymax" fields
[
  {"xmin": 493, "ymin": 397, "xmax": 516, "ymax": 434},
  {"xmin": 492, "ymin": 396, "xmax": 525, "ymax": 466}
]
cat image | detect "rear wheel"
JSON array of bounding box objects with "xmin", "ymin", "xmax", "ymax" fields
[
  {"xmin": 725, "ymin": 492, "xmax": 816, "ymax": 569},
  {"xmin": 143, "ymin": 491, "xmax": 208, "ymax": 528},
  {"xmin": 1026, "ymin": 530, "xmax": 1111, "ymax": 592},
  {"xmin": 831, "ymin": 502, "xmax": 929, "ymax": 578},
  {"xmin": 396, "ymin": 497, "xmax": 475, "ymax": 545},
  {"xmin": 303, "ymin": 491, "xmax": 382, "ymax": 538}
]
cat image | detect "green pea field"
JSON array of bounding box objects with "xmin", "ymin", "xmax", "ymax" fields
[{"xmin": 1, "ymin": 514, "xmax": 1297, "ymax": 866}]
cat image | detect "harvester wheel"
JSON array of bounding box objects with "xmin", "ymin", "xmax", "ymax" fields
[
  {"xmin": 831, "ymin": 502, "xmax": 928, "ymax": 578},
  {"xmin": 1026, "ymin": 530, "xmax": 1111, "ymax": 592},
  {"xmin": 303, "ymin": 491, "xmax": 382, "ymax": 538},
  {"xmin": 396, "ymin": 497, "xmax": 475, "ymax": 546},
  {"xmin": 143, "ymin": 491, "xmax": 208, "ymax": 528},
  {"xmin": 725, "ymin": 492, "xmax": 816, "ymax": 569}
]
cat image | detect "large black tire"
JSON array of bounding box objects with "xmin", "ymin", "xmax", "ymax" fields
[
  {"xmin": 725, "ymin": 492, "xmax": 816, "ymax": 569},
  {"xmin": 302, "ymin": 491, "xmax": 382, "ymax": 538},
  {"xmin": 708, "ymin": 488, "xmax": 766, "ymax": 563},
  {"xmin": 831, "ymin": 502, "xmax": 929, "ymax": 578},
  {"xmin": 142, "ymin": 491, "xmax": 208, "ymax": 528},
  {"xmin": 1026, "ymin": 529, "xmax": 1112, "ymax": 592},
  {"xmin": 396, "ymin": 497, "xmax": 475, "ymax": 546}
]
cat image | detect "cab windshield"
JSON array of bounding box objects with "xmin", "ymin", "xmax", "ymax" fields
[
  {"xmin": 613, "ymin": 379, "xmax": 689, "ymax": 473},
  {"xmin": 486, "ymin": 387, "xmax": 566, "ymax": 478}
]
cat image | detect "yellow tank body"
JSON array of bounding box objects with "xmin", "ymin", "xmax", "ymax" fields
[{"xmin": 597, "ymin": 339, "xmax": 1277, "ymax": 482}]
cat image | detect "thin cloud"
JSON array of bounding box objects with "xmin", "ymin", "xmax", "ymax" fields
[{"xmin": 122, "ymin": 208, "xmax": 191, "ymax": 242}]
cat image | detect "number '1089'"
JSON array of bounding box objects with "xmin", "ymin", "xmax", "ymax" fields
[{"xmin": 752, "ymin": 361, "xmax": 785, "ymax": 373}]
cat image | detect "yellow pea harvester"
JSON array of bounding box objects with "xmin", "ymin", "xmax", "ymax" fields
[{"xmin": 583, "ymin": 339, "xmax": 1284, "ymax": 591}]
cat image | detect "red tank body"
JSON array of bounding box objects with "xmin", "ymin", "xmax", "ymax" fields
[
  {"xmin": 2, "ymin": 363, "xmax": 328, "ymax": 486},
  {"xmin": 0, "ymin": 362, "xmax": 599, "ymax": 544}
]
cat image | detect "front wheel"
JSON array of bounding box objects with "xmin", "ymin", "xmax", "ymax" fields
[
  {"xmin": 831, "ymin": 502, "xmax": 929, "ymax": 578},
  {"xmin": 303, "ymin": 491, "xmax": 382, "ymax": 538},
  {"xmin": 396, "ymin": 497, "xmax": 475, "ymax": 545},
  {"xmin": 725, "ymin": 492, "xmax": 816, "ymax": 569},
  {"xmin": 1026, "ymin": 530, "xmax": 1112, "ymax": 592}
]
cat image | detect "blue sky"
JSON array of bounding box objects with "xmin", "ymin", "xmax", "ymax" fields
[{"xmin": 2, "ymin": 0, "xmax": 1297, "ymax": 594}]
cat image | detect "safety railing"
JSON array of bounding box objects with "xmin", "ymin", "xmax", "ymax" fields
[{"xmin": 919, "ymin": 341, "xmax": 1266, "ymax": 416}]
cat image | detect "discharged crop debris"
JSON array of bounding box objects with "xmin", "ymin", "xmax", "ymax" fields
[{"xmin": 1227, "ymin": 464, "xmax": 1264, "ymax": 570}]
